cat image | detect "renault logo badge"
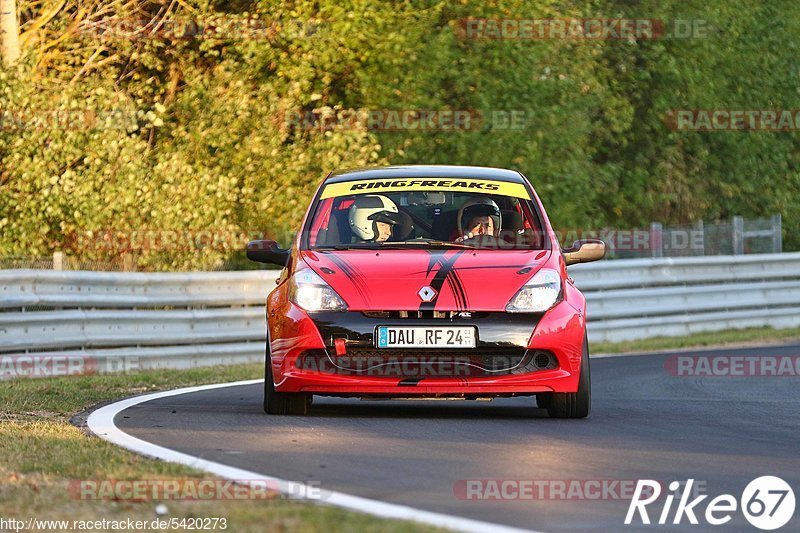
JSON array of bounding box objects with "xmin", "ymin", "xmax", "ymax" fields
[{"xmin": 418, "ymin": 286, "xmax": 437, "ymax": 302}]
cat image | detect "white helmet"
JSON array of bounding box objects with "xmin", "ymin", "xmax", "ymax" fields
[{"xmin": 348, "ymin": 195, "xmax": 400, "ymax": 241}]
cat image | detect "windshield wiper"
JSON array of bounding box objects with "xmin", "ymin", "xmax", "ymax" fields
[
  {"xmin": 314, "ymin": 245, "xmax": 367, "ymax": 251},
  {"xmin": 314, "ymin": 241, "xmax": 475, "ymax": 250},
  {"xmin": 378, "ymin": 240, "xmax": 475, "ymax": 249}
]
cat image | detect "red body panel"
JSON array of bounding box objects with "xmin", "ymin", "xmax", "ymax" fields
[{"xmin": 300, "ymin": 249, "xmax": 551, "ymax": 311}]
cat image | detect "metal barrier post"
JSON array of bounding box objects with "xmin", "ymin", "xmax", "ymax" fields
[
  {"xmin": 650, "ymin": 222, "xmax": 663, "ymax": 258},
  {"xmin": 696, "ymin": 219, "xmax": 705, "ymax": 255},
  {"xmin": 732, "ymin": 216, "xmax": 744, "ymax": 255},
  {"xmin": 772, "ymin": 214, "xmax": 782, "ymax": 253}
]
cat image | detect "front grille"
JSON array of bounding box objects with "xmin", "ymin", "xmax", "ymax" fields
[
  {"xmin": 305, "ymin": 310, "xmax": 545, "ymax": 378},
  {"xmin": 295, "ymin": 348, "xmax": 558, "ymax": 378},
  {"xmin": 362, "ymin": 311, "xmax": 489, "ymax": 319}
]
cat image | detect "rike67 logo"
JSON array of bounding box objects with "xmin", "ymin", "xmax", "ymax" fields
[{"xmin": 626, "ymin": 477, "xmax": 795, "ymax": 530}]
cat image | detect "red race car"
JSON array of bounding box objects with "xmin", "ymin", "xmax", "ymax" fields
[{"xmin": 247, "ymin": 166, "xmax": 605, "ymax": 418}]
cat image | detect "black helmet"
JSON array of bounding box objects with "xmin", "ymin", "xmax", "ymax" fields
[{"xmin": 457, "ymin": 197, "xmax": 502, "ymax": 237}]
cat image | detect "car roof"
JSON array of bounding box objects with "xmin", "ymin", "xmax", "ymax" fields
[{"xmin": 325, "ymin": 165, "xmax": 527, "ymax": 184}]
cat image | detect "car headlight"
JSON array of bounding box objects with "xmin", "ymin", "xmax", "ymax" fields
[
  {"xmin": 505, "ymin": 268, "xmax": 562, "ymax": 313},
  {"xmin": 288, "ymin": 269, "xmax": 347, "ymax": 312}
]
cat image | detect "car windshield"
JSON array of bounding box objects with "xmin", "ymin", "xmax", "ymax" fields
[{"xmin": 305, "ymin": 177, "xmax": 548, "ymax": 250}]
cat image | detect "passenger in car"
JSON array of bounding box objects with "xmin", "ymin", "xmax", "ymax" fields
[{"xmin": 348, "ymin": 195, "xmax": 401, "ymax": 243}]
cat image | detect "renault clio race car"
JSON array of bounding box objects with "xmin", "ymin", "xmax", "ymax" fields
[{"xmin": 247, "ymin": 166, "xmax": 605, "ymax": 418}]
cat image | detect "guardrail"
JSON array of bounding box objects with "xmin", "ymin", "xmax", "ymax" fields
[
  {"xmin": 570, "ymin": 253, "xmax": 800, "ymax": 342},
  {"xmin": 1, "ymin": 252, "xmax": 799, "ymax": 375},
  {"xmin": 0, "ymin": 270, "xmax": 278, "ymax": 374}
]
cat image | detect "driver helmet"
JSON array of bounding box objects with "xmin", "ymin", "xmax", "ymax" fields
[
  {"xmin": 457, "ymin": 197, "xmax": 502, "ymax": 237},
  {"xmin": 348, "ymin": 195, "xmax": 400, "ymax": 241}
]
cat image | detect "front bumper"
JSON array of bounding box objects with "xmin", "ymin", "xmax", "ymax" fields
[{"xmin": 268, "ymin": 299, "xmax": 586, "ymax": 396}]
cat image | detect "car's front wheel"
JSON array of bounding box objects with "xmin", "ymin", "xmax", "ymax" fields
[
  {"xmin": 264, "ymin": 348, "xmax": 310, "ymax": 415},
  {"xmin": 543, "ymin": 337, "xmax": 591, "ymax": 419}
]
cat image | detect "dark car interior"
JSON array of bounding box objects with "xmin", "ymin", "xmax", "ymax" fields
[{"xmin": 313, "ymin": 192, "xmax": 543, "ymax": 249}]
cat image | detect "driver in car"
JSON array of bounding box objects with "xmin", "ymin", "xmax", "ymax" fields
[{"xmin": 455, "ymin": 197, "xmax": 502, "ymax": 243}]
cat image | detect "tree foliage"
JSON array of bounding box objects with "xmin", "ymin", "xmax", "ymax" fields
[{"xmin": 1, "ymin": 0, "xmax": 798, "ymax": 270}]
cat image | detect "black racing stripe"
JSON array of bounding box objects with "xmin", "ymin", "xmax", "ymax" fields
[
  {"xmin": 326, "ymin": 254, "xmax": 371, "ymax": 304},
  {"xmin": 445, "ymin": 275, "xmax": 460, "ymax": 310},
  {"xmin": 344, "ymin": 259, "xmax": 374, "ymax": 303},
  {"xmin": 326, "ymin": 254, "xmax": 354, "ymax": 281},
  {"xmin": 419, "ymin": 250, "xmax": 464, "ymax": 311},
  {"xmin": 444, "ymin": 272, "xmax": 468, "ymax": 311},
  {"xmin": 425, "ymin": 249, "xmax": 447, "ymax": 276},
  {"xmin": 450, "ymin": 269, "xmax": 469, "ymax": 310}
]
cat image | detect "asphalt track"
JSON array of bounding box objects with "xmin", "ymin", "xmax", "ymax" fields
[{"xmin": 114, "ymin": 344, "xmax": 800, "ymax": 532}]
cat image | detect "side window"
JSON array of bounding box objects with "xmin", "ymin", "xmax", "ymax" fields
[
  {"xmin": 313, "ymin": 198, "xmax": 357, "ymax": 246},
  {"xmin": 308, "ymin": 198, "xmax": 333, "ymax": 246},
  {"xmin": 520, "ymin": 201, "xmax": 546, "ymax": 249}
]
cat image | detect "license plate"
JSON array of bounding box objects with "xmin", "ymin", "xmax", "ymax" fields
[{"xmin": 376, "ymin": 326, "xmax": 476, "ymax": 348}]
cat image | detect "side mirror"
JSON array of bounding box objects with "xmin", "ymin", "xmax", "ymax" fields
[
  {"xmin": 562, "ymin": 239, "xmax": 605, "ymax": 266},
  {"xmin": 246, "ymin": 240, "xmax": 290, "ymax": 267}
]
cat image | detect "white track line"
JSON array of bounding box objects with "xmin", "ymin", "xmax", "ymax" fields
[{"xmin": 87, "ymin": 379, "xmax": 539, "ymax": 533}]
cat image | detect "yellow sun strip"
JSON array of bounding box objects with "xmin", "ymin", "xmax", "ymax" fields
[{"xmin": 320, "ymin": 178, "xmax": 531, "ymax": 199}]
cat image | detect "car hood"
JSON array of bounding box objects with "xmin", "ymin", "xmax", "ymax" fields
[{"xmin": 299, "ymin": 248, "xmax": 552, "ymax": 312}]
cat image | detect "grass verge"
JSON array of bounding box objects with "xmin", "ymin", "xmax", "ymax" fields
[
  {"xmin": 592, "ymin": 326, "xmax": 800, "ymax": 355},
  {"xmin": 0, "ymin": 364, "xmax": 432, "ymax": 532}
]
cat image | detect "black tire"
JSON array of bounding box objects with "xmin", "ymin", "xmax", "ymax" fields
[
  {"xmin": 264, "ymin": 346, "xmax": 310, "ymax": 415},
  {"xmin": 535, "ymin": 393, "xmax": 551, "ymax": 410},
  {"xmin": 546, "ymin": 337, "xmax": 591, "ymax": 419}
]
